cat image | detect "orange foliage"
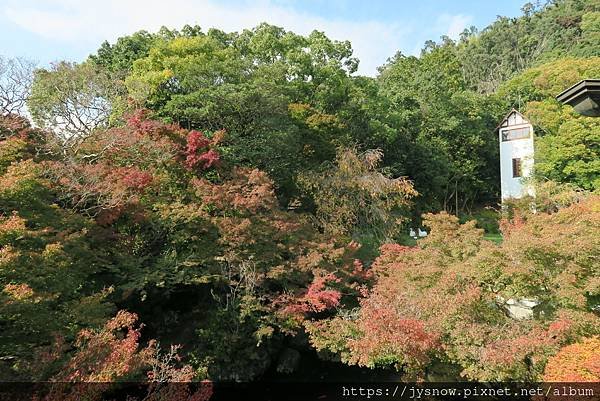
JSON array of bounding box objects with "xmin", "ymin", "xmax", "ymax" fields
[
  {"xmin": 192, "ymin": 167, "xmax": 278, "ymax": 213},
  {"xmin": 544, "ymin": 337, "xmax": 600, "ymax": 382},
  {"xmin": 2, "ymin": 283, "xmax": 34, "ymax": 300},
  {"xmin": 0, "ymin": 211, "xmax": 26, "ymax": 233},
  {"xmin": 285, "ymin": 273, "xmax": 342, "ymax": 314},
  {"xmin": 55, "ymin": 310, "xmax": 153, "ymax": 382},
  {"xmin": 44, "ymin": 311, "xmax": 211, "ymax": 401}
]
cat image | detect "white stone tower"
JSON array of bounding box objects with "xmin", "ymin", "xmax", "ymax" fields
[{"xmin": 496, "ymin": 109, "xmax": 535, "ymax": 200}]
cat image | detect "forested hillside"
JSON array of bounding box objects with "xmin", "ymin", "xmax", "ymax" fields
[{"xmin": 1, "ymin": 0, "xmax": 599, "ymax": 393}]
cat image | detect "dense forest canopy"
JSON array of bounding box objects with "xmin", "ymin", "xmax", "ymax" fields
[{"xmin": 1, "ymin": 0, "xmax": 599, "ymax": 393}]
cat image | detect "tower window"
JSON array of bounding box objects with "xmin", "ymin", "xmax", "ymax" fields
[
  {"xmin": 512, "ymin": 158, "xmax": 522, "ymax": 177},
  {"xmin": 502, "ymin": 127, "xmax": 530, "ymax": 141}
]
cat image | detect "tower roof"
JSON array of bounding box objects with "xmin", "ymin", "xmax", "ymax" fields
[{"xmin": 495, "ymin": 109, "xmax": 529, "ymax": 131}]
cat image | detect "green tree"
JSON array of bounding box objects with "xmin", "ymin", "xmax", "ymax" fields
[
  {"xmin": 378, "ymin": 45, "xmax": 502, "ymax": 215},
  {"xmin": 536, "ymin": 117, "xmax": 600, "ymax": 190},
  {"xmin": 456, "ymin": 0, "xmax": 600, "ymax": 94},
  {"xmin": 121, "ymin": 24, "xmax": 363, "ymax": 203},
  {"xmin": 89, "ymin": 31, "xmax": 157, "ymax": 73}
]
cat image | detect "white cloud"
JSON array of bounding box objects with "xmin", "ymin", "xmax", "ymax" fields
[
  {"xmin": 1, "ymin": 0, "xmax": 413, "ymax": 76},
  {"xmin": 437, "ymin": 13, "xmax": 473, "ymax": 41}
]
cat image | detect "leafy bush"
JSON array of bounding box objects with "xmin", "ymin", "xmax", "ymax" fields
[
  {"xmin": 460, "ymin": 208, "xmax": 500, "ymax": 234},
  {"xmin": 306, "ymin": 196, "xmax": 600, "ymax": 381}
]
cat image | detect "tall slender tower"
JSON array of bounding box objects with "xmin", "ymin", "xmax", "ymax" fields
[{"xmin": 496, "ymin": 109, "xmax": 535, "ymax": 201}]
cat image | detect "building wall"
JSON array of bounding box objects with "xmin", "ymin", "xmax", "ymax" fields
[{"xmin": 499, "ymin": 120, "xmax": 535, "ymax": 200}]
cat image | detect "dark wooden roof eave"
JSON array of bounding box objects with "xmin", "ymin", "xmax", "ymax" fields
[{"xmin": 556, "ymin": 79, "xmax": 600, "ymax": 104}]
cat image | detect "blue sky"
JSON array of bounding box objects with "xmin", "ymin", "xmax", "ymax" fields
[{"xmin": 0, "ymin": 0, "xmax": 526, "ymax": 76}]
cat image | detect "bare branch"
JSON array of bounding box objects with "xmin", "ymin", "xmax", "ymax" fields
[
  {"xmin": 28, "ymin": 61, "xmax": 126, "ymax": 153},
  {"xmin": 0, "ymin": 55, "xmax": 36, "ymax": 116}
]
